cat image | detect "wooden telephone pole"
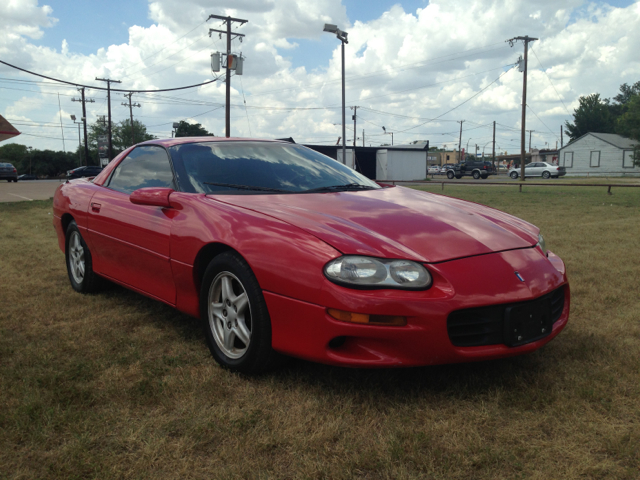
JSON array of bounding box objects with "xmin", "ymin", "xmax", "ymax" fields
[
  {"xmin": 508, "ymin": 35, "xmax": 537, "ymax": 181},
  {"xmin": 208, "ymin": 15, "xmax": 248, "ymax": 138},
  {"xmin": 71, "ymin": 88, "xmax": 94, "ymax": 165},
  {"xmin": 95, "ymin": 77, "xmax": 122, "ymax": 160},
  {"xmin": 122, "ymin": 93, "xmax": 141, "ymax": 147}
]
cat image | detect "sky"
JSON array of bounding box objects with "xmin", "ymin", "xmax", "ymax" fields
[{"xmin": 1, "ymin": 0, "xmax": 639, "ymax": 156}]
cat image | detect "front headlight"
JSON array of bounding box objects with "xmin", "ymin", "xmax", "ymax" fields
[
  {"xmin": 537, "ymin": 233, "xmax": 547, "ymax": 256},
  {"xmin": 324, "ymin": 256, "xmax": 432, "ymax": 290}
]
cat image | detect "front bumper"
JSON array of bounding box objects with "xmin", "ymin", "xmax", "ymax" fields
[{"xmin": 266, "ymin": 247, "xmax": 569, "ymax": 367}]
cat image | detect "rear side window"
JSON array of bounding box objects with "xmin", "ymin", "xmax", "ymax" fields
[{"xmin": 107, "ymin": 146, "xmax": 175, "ymax": 194}]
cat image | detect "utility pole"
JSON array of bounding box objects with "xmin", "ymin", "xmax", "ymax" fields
[
  {"xmin": 95, "ymin": 77, "xmax": 122, "ymax": 160},
  {"xmin": 208, "ymin": 14, "xmax": 248, "ymax": 138},
  {"xmin": 457, "ymin": 120, "xmax": 465, "ymax": 162},
  {"xmin": 508, "ymin": 35, "xmax": 538, "ymax": 181},
  {"xmin": 527, "ymin": 130, "xmax": 534, "ymax": 152},
  {"xmin": 122, "ymin": 93, "xmax": 141, "ymax": 147},
  {"xmin": 492, "ymin": 121, "xmax": 496, "ymax": 167},
  {"xmin": 560, "ymin": 126, "xmax": 564, "ymax": 148},
  {"xmin": 362, "ymin": 129, "xmax": 365, "ymax": 147},
  {"xmin": 352, "ymin": 106, "xmax": 358, "ymax": 147},
  {"xmin": 72, "ymin": 88, "xmax": 94, "ymax": 165}
]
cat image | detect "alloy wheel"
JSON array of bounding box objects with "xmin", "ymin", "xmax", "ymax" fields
[
  {"xmin": 208, "ymin": 272, "xmax": 252, "ymax": 359},
  {"xmin": 68, "ymin": 231, "xmax": 86, "ymax": 284}
]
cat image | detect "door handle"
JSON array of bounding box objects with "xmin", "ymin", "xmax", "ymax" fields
[{"xmin": 91, "ymin": 202, "xmax": 101, "ymax": 212}]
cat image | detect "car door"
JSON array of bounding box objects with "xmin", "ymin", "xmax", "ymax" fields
[
  {"xmin": 87, "ymin": 145, "xmax": 177, "ymax": 304},
  {"xmin": 523, "ymin": 163, "xmax": 536, "ymax": 178},
  {"xmin": 531, "ymin": 163, "xmax": 545, "ymax": 176}
]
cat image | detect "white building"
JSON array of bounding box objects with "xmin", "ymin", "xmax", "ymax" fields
[{"xmin": 558, "ymin": 132, "xmax": 639, "ymax": 176}]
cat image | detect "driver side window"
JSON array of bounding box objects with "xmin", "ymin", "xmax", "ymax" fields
[{"xmin": 108, "ymin": 146, "xmax": 176, "ymax": 194}]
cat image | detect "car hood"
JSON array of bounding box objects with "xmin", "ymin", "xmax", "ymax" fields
[{"xmin": 210, "ymin": 186, "xmax": 538, "ymax": 263}]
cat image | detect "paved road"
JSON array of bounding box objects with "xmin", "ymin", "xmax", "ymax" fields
[{"xmin": 0, "ymin": 179, "xmax": 64, "ymax": 203}]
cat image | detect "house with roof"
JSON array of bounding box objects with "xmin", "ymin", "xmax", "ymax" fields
[{"xmin": 558, "ymin": 132, "xmax": 639, "ymax": 176}]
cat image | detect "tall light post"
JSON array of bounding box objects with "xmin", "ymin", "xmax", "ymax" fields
[
  {"xmin": 27, "ymin": 146, "xmax": 33, "ymax": 175},
  {"xmin": 382, "ymin": 126, "xmax": 394, "ymax": 145},
  {"xmin": 465, "ymin": 138, "xmax": 472, "ymax": 160},
  {"xmin": 324, "ymin": 23, "xmax": 348, "ymax": 164},
  {"xmin": 481, "ymin": 140, "xmax": 493, "ymax": 157},
  {"xmin": 70, "ymin": 115, "xmax": 85, "ymax": 166}
]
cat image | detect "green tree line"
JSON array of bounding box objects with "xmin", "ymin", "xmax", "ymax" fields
[{"xmin": 565, "ymin": 81, "xmax": 640, "ymax": 165}]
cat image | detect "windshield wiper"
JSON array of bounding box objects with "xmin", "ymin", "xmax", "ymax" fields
[
  {"xmin": 203, "ymin": 182, "xmax": 291, "ymax": 193},
  {"xmin": 303, "ymin": 183, "xmax": 378, "ymax": 193}
]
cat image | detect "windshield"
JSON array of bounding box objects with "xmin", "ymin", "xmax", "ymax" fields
[{"xmin": 168, "ymin": 141, "xmax": 380, "ymax": 194}]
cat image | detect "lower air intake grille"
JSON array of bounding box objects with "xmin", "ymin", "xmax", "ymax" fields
[{"xmin": 447, "ymin": 286, "xmax": 566, "ymax": 347}]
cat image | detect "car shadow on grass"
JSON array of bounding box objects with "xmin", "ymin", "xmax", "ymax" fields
[{"xmin": 96, "ymin": 282, "xmax": 575, "ymax": 407}]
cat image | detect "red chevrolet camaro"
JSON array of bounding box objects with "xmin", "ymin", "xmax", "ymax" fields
[{"xmin": 53, "ymin": 137, "xmax": 569, "ymax": 373}]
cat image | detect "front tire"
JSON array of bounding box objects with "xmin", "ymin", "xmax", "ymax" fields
[
  {"xmin": 200, "ymin": 252, "xmax": 279, "ymax": 373},
  {"xmin": 446, "ymin": 170, "xmax": 454, "ymax": 179},
  {"xmin": 510, "ymin": 171, "xmax": 519, "ymax": 179},
  {"xmin": 65, "ymin": 221, "xmax": 102, "ymax": 293},
  {"xmin": 472, "ymin": 171, "xmax": 480, "ymax": 179}
]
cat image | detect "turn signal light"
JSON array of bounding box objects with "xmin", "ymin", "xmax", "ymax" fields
[{"xmin": 327, "ymin": 308, "xmax": 407, "ymax": 326}]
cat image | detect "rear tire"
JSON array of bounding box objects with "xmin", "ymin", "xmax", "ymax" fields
[
  {"xmin": 65, "ymin": 221, "xmax": 102, "ymax": 293},
  {"xmin": 542, "ymin": 171, "xmax": 551, "ymax": 179},
  {"xmin": 200, "ymin": 252, "xmax": 281, "ymax": 374}
]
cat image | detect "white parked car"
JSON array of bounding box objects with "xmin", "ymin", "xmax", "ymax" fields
[
  {"xmin": 509, "ymin": 162, "xmax": 566, "ymax": 179},
  {"xmin": 428, "ymin": 165, "xmax": 441, "ymax": 175}
]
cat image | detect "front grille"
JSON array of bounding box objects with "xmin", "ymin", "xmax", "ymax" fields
[
  {"xmin": 549, "ymin": 287, "xmax": 565, "ymax": 324},
  {"xmin": 447, "ymin": 286, "xmax": 566, "ymax": 347}
]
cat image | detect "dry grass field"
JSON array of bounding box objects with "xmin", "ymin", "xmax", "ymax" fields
[{"xmin": 1, "ymin": 186, "xmax": 639, "ymax": 479}]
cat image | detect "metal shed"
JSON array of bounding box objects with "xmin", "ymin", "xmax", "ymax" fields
[{"xmin": 304, "ymin": 142, "xmax": 432, "ymax": 181}]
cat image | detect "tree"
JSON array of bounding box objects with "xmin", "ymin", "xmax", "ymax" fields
[
  {"xmin": 175, "ymin": 120, "xmax": 214, "ymax": 137},
  {"xmin": 113, "ymin": 119, "xmax": 156, "ymax": 150},
  {"xmin": 565, "ymin": 93, "xmax": 615, "ymax": 141},
  {"xmin": 87, "ymin": 118, "xmax": 156, "ymax": 163},
  {"xmin": 616, "ymin": 93, "xmax": 640, "ymax": 166},
  {"xmin": 0, "ymin": 143, "xmax": 77, "ymax": 176},
  {"xmin": 0, "ymin": 143, "xmax": 28, "ymax": 171}
]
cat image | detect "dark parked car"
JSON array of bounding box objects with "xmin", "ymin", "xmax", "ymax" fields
[
  {"xmin": 447, "ymin": 160, "xmax": 496, "ymax": 179},
  {"xmin": 66, "ymin": 166, "xmax": 103, "ymax": 179},
  {"xmin": 18, "ymin": 173, "xmax": 38, "ymax": 181},
  {"xmin": 1, "ymin": 163, "xmax": 18, "ymax": 182}
]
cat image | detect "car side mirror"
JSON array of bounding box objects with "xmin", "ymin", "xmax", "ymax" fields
[{"xmin": 130, "ymin": 187, "xmax": 174, "ymax": 208}]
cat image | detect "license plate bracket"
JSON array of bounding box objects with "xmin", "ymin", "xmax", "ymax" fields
[{"xmin": 504, "ymin": 298, "xmax": 553, "ymax": 347}]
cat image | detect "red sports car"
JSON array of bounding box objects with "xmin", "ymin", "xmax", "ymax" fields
[{"xmin": 53, "ymin": 138, "xmax": 569, "ymax": 373}]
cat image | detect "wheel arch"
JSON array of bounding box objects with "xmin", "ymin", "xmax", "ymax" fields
[
  {"xmin": 193, "ymin": 242, "xmax": 243, "ymax": 293},
  {"xmin": 61, "ymin": 213, "xmax": 75, "ymax": 240}
]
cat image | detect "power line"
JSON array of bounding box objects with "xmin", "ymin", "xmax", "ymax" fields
[
  {"xmin": 530, "ymin": 47, "xmax": 572, "ymax": 116},
  {"xmin": 526, "ymin": 103, "xmax": 560, "ymax": 140},
  {"xmin": 0, "ymin": 59, "xmax": 221, "ymax": 93},
  {"xmin": 393, "ymin": 67, "xmax": 516, "ymax": 135}
]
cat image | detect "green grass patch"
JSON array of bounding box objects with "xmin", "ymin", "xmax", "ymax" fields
[{"xmin": 1, "ymin": 191, "xmax": 639, "ymax": 479}]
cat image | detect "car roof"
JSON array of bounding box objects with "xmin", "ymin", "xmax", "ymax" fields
[{"xmin": 138, "ymin": 137, "xmax": 286, "ymax": 148}]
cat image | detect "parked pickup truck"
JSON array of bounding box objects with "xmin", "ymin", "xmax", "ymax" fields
[{"xmin": 447, "ymin": 160, "xmax": 496, "ymax": 179}]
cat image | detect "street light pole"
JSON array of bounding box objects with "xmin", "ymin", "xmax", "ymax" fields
[
  {"xmin": 382, "ymin": 126, "xmax": 393, "ymax": 145},
  {"xmin": 27, "ymin": 146, "xmax": 33, "ymax": 175},
  {"xmin": 70, "ymin": 115, "xmax": 84, "ymax": 166},
  {"xmin": 324, "ymin": 24, "xmax": 348, "ymax": 164}
]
